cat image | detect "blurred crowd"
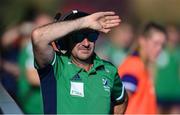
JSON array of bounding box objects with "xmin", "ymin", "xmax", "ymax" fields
[
  {"xmin": 0, "ymin": 10, "xmax": 180, "ymax": 114},
  {"xmin": 0, "ymin": 13, "xmax": 52, "ymax": 113}
]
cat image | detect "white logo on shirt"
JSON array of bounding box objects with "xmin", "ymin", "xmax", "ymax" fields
[{"xmin": 102, "ymin": 78, "xmax": 110, "ymax": 92}]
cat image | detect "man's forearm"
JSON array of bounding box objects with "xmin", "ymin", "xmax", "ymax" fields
[{"xmin": 32, "ymin": 17, "xmax": 87, "ymax": 45}]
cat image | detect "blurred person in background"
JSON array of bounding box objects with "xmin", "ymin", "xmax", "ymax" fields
[
  {"xmin": 0, "ymin": 26, "xmax": 21, "ymax": 100},
  {"xmin": 17, "ymin": 14, "xmax": 52, "ymax": 114},
  {"xmin": 32, "ymin": 10, "xmax": 128, "ymax": 114},
  {"xmin": 155, "ymin": 25, "xmax": 180, "ymax": 114},
  {"xmin": 96, "ymin": 22, "xmax": 134, "ymax": 67},
  {"xmin": 17, "ymin": 21, "xmax": 43, "ymax": 114},
  {"xmin": 118, "ymin": 22, "xmax": 167, "ymax": 114}
]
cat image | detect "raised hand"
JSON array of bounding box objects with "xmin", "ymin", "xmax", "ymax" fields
[{"xmin": 85, "ymin": 11, "xmax": 121, "ymax": 33}]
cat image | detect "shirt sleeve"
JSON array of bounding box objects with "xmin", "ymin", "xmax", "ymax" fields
[
  {"xmin": 34, "ymin": 52, "xmax": 56, "ymax": 76},
  {"xmin": 34, "ymin": 51, "xmax": 57, "ymax": 69},
  {"xmin": 121, "ymin": 74, "xmax": 138, "ymax": 93},
  {"xmin": 111, "ymin": 72, "xmax": 126, "ymax": 105}
]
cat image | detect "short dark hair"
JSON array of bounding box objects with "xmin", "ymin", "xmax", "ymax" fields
[{"xmin": 142, "ymin": 22, "xmax": 167, "ymax": 38}]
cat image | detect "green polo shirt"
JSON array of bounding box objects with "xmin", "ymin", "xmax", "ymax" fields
[
  {"xmin": 155, "ymin": 47, "xmax": 180, "ymax": 101},
  {"xmin": 36, "ymin": 52, "xmax": 125, "ymax": 114}
]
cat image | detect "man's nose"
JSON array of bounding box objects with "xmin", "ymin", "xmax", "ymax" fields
[{"xmin": 82, "ymin": 38, "xmax": 90, "ymax": 46}]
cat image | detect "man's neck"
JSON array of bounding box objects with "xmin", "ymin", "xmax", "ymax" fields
[
  {"xmin": 139, "ymin": 49, "xmax": 149, "ymax": 67},
  {"xmin": 71, "ymin": 56, "xmax": 93, "ymax": 71}
]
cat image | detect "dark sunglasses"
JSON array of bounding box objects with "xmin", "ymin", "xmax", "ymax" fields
[{"xmin": 72, "ymin": 31, "xmax": 99, "ymax": 43}]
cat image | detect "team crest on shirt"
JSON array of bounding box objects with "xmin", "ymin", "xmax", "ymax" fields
[{"xmin": 102, "ymin": 78, "xmax": 110, "ymax": 92}]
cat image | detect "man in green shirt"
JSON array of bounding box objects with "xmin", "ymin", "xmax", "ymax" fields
[
  {"xmin": 32, "ymin": 10, "xmax": 128, "ymax": 114},
  {"xmin": 155, "ymin": 25, "xmax": 180, "ymax": 113}
]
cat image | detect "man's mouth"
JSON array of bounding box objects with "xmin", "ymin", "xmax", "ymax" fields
[
  {"xmin": 79, "ymin": 48, "xmax": 90, "ymax": 50},
  {"xmin": 79, "ymin": 48, "xmax": 91, "ymax": 54},
  {"xmin": 79, "ymin": 46, "xmax": 91, "ymax": 50}
]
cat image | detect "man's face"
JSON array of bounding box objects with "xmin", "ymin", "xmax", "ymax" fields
[
  {"xmin": 144, "ymin": 31, "xmax": 166, "ymax": 62},
  {"xmin": 70, "ymin": 30, "xmax": 98, "ymax": 61}
]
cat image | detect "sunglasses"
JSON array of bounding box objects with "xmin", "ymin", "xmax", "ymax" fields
[{"xmin": 72, "ymin": 31, "xmax": 99, "ymax": 43}]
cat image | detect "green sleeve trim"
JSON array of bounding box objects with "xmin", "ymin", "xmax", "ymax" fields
[
  {"xmin": 51, "ymin": 52, "xmax": 56, "ymax": 66},
  {"xmin": 34, "ymin": 59, "xmax": 39, "ymax": 69},
  {"xmin": 116, "ymin": 84, "xmax": 125, "ymax": 101},
  {"xmin": 34, "ymin": 52, "xmax": 56, "ymax": 69}
]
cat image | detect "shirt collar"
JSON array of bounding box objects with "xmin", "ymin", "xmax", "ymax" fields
[
  {"xmin": 66, "ymin": 53, "xmax": 105, "ymax": 74},
  {"xmin": 88, "ymin": 53, "xmax": 104, "ymax": 74}
]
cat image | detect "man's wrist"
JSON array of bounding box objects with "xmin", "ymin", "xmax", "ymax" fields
[{"xmin": 77, "ymin": 17, "xmax": 89, "ymax": 30}]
